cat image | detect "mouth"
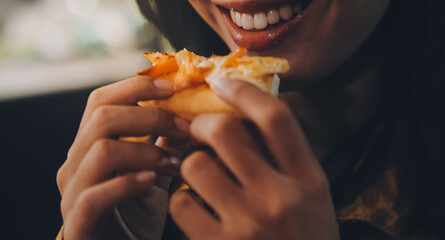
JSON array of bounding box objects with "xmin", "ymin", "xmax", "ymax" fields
[{"xmin": 212, "ymin": 0, "xmax": 312, "ymax": 51}]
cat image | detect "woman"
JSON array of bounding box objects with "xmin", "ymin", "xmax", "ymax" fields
[{"xmin": 56, "ymin": 0, "xmax": 445, "ymax": 239}]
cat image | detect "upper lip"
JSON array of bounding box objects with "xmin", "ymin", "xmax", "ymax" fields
[{"xmin": 211, "ymin": 0, "xmax": 299, "ymax": 13}]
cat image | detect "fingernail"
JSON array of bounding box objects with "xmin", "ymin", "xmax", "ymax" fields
[
  {"xmin": 153, "ymin": 79, "xmax": 174, "ymax": 91},
  {"xmin": 174, "ymin": 117, "xmax": 190, "ymax": 133},
  {"xmin": 159, "ymin": 156, "xmax": 181, "ymax": 168},
  {"xmin": 136, "ymin": 172, "xmax": 155, "ymax": 183},
  {"xmin": 170, "ymin": 156, "xmax": 181, "ymax": 167}
]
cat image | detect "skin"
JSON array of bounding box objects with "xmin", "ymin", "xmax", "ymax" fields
[
  {"xmin": 57, "ymin": 77, "xmax": 190, "ymax": 239},
  {"xmin": 189, "ymin": 0, "xmax": 391, "ymax": 159},
  {"xmin": 188, "ymin": 0, "xmax": 390, "ymax": 86},
  {"xmin": 57, "ymin": 0, "xmax": 391, "ymax": 239}
]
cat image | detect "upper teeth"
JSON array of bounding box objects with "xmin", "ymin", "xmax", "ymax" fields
[{"xmin": 230, "ymin": 3, "xmax": 303, "ymax": 30}]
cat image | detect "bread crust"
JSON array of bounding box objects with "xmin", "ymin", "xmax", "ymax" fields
[
  {"xmin": 137, "ymin": 48, "xmax": 288, "ymax": 120},
  {"xmin": 138, "ymin": 85, "xmax": 237, "ymax": 120}
]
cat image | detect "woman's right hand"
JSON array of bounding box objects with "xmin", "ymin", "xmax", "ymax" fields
[{"xmin": 56, "ymin": 76, "xmax": 190, "ymax": 240}]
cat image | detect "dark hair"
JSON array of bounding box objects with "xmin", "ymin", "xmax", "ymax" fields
[
  {"xmin": 386, "ymin": 0, "xmax": 445, "ymax": 237},
  {"xmin": 330, "ymin": 0, "xmax": 445, "ymax": 237},
  {"xmin": 136, "ymin": 0, "xmax": 445, "ymax": 238},
  {"xmin": 135, "ymin": 0, "xmax": 228, "ymax": 56}
]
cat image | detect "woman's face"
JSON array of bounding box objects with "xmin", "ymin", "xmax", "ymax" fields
[{"xmin": 187, "ymin": 0, "xmax": 390, "ymax": 88}]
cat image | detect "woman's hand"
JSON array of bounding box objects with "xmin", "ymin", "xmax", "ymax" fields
[
  {"xmin": 169, "ymin": 78, "xmax": 339, "ymax": 240},
  {"xmin": 56, "ymin": 76, "xmax": 190, "ymax": 240}
]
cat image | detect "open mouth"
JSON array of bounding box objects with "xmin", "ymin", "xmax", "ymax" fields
[{"xmin": 213, "ymin": 0, "xmax": 312, "ymax": 51}]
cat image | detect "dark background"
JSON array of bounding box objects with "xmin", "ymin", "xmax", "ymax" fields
[{"xmin": 0, "ymin": 87, "xmax": 96, "ymax": 239}]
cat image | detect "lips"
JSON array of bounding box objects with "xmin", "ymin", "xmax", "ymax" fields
[{"xmin": 212, "ymin": 0, "xmax": 312, "ymax": 51}]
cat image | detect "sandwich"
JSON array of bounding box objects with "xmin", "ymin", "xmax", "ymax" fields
[{"xmin": 137, "ymin": 47, "xmax": 289, "ymax": 120}]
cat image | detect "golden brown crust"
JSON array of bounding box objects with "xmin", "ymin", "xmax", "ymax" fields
[
  {"xmin": 138, "ymin": 85, "xmax": 238, "ymax": 120},
  {"xmin": 137, "ymin": 48, "xmax": 289, "ymax": 119}
]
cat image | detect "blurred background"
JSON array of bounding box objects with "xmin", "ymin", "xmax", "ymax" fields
[
  {"xmin": 0, "ymin": 0, "xmax": 171, "ymax": 239},
  {"xmin": 0, "ymin": 0, "xmax": 173, "ymax": 100}
]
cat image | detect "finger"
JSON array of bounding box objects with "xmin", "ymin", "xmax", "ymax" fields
[
  {"xmin": 190, "ymin": 114, "xmax": 275, "ymax": 186},
  {"xmin": 213, "ymin": 78, "xmax": 316, "ymax": 178},
  {"xmin": 155, "ymin": 136, "xmax": 191, "ymax": 157},
  {"xmin": 154, "ymin": 136, "xmax": 191, "ymax": 170},
  {"xmin": 71, "ymin": 139, "xmax": 178, "ymax": 192},
  {"xmin": 181, "ymin": 151, "xmax": 243, "ymax": 217},
  {"xmin": 170, "ymin": 191, "xmax": 221, "ymax": 240},
  {"xmin": 61, "ymin": 139, "xmax": 175, "ymax": 208},
  {"xmin": 154, "ymin": 137, "xmax": 190, "ymax": 190},
  {"xmin": 81, "ymin": 106, "xmax": 189, "ymax": 141},
  {"xmin": 63, "ymin": 106, "xmax": 189, "ymax": 178},
  {"xmin": 79, "ymin": 76, "xmax": 174, "ymax": 132},
  {"xmin": 68, "ymin": 171, "xmax": 156, "ymax": 235}
]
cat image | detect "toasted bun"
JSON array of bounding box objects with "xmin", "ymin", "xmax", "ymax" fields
[
  {"xmin": 138, "ymin": 85, "xmax": 237, "ymax": 120},
  {"xmin": 137, "ymin": 48, "xmax": 289, "ymax": 120}
]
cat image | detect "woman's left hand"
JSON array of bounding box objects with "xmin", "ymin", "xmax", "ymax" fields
[{"xmin": 169, "ymin": 78, "xmax": 339, "ymax": 240}]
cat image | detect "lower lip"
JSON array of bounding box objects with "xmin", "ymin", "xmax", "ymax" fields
[{"xmin": 219, "ymin": 7, "xmax": 307, "ymax": 52}]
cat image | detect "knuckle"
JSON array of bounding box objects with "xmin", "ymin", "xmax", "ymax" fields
[
  {"xmin": 180, "ymin": 152, "xmax": 210, "ymax": 179},
  {"xmin": 208, "ymin": 114, "xmax": 239, "ymax": 139},
  {"xmin": 92, "ymin": 138, "xmax": 115, "ymax": 154},
  {"xmin": 93, "ymin": 105, "xmax": 113, "ymax": 122},
  {"xmin": 260, "ymin": 102, "xmax": 294, "ymax": 127},
  {"xmin": 226, "ymin": 81, "xmax": 245, "ymax": 99},
  {"xmin": 267, "ymin": 200, "xmax": 290, "ymax": 220},
  {"xmin": 169, "ymin": 191, "xmax": 193, "ymax": 215},
  {"xmin": 88, "ymin": 87, "xmax": 106, "ymax": 105},
  {"xmin": 88, "ymin": 139, "xmax": 117, "ymax": 169},
  {"xmin": 264, "ymin": 193, "xmax": 296, "ymax": 220},
  {"xmin": 91, "ymin": 106, "xmax": 115, "ymax": 132},
  {"xmin": 226, "ymin": 219, "xmax": 261, "ymax": 240},
  {"xmin": 76, "ymin": 190, "xmax": 96, "ymax": 215},
  {"xmin": 60, "ymin": 198, "xmax": 70, "ymax": 219},
  {"xmin": 56, "ymin": 165, "xmax": 67, "ymax": 193}
]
